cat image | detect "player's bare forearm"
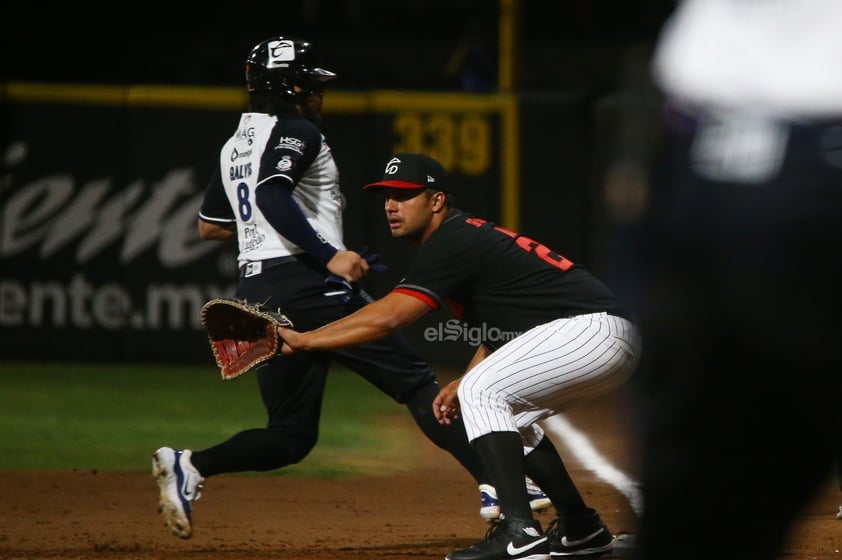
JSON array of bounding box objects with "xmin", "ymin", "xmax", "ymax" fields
[
  {"xmin": 465, "ymin": 343, "xmax": 491, "ymax": 372},
  {"xmin": 278, "ymin": 291, "xmax": 430, "ymax": 353},
  {"xmin": 198, "ymin": 219, "xmax": 236, "ymax": 241}
]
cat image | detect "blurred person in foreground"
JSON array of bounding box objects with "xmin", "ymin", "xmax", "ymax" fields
[{"xmin": 627, "ymin": 1, "xmax": 842, "ymax": 559}]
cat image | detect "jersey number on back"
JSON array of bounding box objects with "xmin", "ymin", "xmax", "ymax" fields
[
  {"xmin": 465, "ymin": 217, "xmax": 574, "ymax": 271},
  {"xmin": 236, "ymin": 182, "xmax": 252, "ymax": 221}
]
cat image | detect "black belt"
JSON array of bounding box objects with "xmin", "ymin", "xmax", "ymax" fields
[{"xmin": 239, "ymin": 255, "xmax": 300, "ymax": 278}]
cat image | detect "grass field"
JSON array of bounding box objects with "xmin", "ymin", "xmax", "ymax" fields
[{"xmin": 0, "ymin": 361, "xmax": 420, "ymax": 477}]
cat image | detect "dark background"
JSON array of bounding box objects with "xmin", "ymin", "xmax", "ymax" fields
[
  {"xmin": 1, "ymin": 1, "xmax": 674, "ymax": 365},
  {"xmin": 2, "ymin": 1, "xmax": 674, "ymax": 92}
]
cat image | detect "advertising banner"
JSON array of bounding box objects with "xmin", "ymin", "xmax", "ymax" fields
[{"xmin": 1, "ymin": 85, "xmax": 510, "ymax": 365}]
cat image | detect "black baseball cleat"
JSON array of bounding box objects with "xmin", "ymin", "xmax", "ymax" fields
[
  {"xmin": 446, "ymin": 516, "xmax": 549, "ymax": 560},
  {"xmin": 545, "ymin": 515, "xmax": 614, "ymax": 557}
]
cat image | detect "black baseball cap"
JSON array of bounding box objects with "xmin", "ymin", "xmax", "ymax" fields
[{"xmin": 363, "ymin": 153, "xmax": 448, "ymax": 191}]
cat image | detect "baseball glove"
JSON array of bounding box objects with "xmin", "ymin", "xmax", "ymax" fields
[{"xmin": 200, "ymin": 298, "xmax": 294, "ymax": 380}]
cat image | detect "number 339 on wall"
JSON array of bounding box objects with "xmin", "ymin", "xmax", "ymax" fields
[{"xmin": 392, "ymin": 112, "xmax": 491, "ymax": 176}]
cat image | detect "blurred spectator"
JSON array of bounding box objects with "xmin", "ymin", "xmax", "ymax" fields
[{"xmin": 443, "ymin": 17, "xmax": 497, "ymax": 93}]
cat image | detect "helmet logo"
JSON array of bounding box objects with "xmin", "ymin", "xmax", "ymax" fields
[{"xmin": 266, "ymin": 39, "xmax": 296, "ymax": 68}]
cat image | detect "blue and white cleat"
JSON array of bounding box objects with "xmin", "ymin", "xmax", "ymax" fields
[
  {"xmin": 479, "ymin": 477, "xmax": 553, "ymax": 521},
  {"xmin": 152, "ymin": 447, "xmax": 205, "ymax": 539}
]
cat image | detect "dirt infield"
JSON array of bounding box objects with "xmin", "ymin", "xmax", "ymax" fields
[{"xmin": 2, "ymin": 392, "xmax": 839, "ymax": 560}]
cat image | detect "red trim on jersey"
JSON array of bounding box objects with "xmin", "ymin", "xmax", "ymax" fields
[
  {"xmin": 393, "ymin": 287, "xmax": 440, "ymax": 309},
  {"xmin": 444, "ymin": 297, "xmax": 465, "ymax": 321}
]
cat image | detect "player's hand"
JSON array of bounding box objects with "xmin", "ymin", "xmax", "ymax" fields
[
  {"xmin": 433, "ymin": 379, "xmax": 461, "ymax": 425},
  {"xmin": 326, "ymin": 250, "xmax": 369, "ymax": 283},
  {"xmin": 277, "ymin": 326, "xmax": 304, "ymax": 355},
  {"xmin": 358, "ymin": 246, "xmax": 389, "ymax": 273}
]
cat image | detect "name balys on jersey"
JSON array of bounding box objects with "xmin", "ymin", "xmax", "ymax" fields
[{"xmin": 220, "ymin": 113, "xmax": 345, "ymax": 264}]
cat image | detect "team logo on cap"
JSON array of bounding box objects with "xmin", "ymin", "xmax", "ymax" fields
[{"xmin": 384, "ymin": 157, "xmax": 401, "ymax": 175}]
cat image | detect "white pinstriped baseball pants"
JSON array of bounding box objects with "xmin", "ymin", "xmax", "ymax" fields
[{"xmin": 457, "ymin": 312, "xmax": 641, "ymax": 448}]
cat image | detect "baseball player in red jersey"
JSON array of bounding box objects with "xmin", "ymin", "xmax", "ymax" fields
[
  {"xmin": 278, "ymin": 152, "xmax": 641, "ymax": 560},
  {"xmin": 151, "ymin": 38, "xmax": 547, "ymax": 541}
]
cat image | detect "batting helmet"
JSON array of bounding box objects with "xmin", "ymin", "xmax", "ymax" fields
[{"xmin": 245, "ymin": 37, "xmax": 336, "ymax": 100}]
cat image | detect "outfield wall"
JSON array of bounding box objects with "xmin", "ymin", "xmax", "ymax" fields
[{"xmin": 0, "ymin": 83, "xmax": 605, "ymax": 366}]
